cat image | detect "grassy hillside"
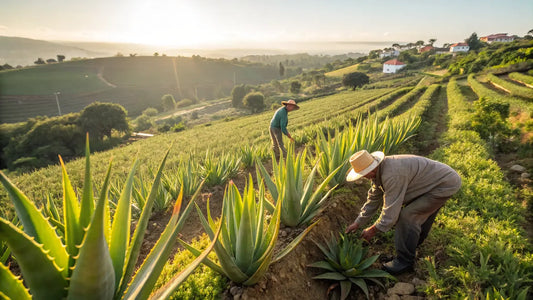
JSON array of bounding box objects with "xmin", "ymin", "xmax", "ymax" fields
[{"xmin": 0, "ymin": 56, "xmax": 280, "ymax": 123}]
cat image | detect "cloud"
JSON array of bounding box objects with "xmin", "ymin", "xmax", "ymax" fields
[{"xmin": 0, "ymin": 25, "xmax": 8, "ymax": 32}]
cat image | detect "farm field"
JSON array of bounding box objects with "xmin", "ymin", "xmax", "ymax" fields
[
  {"xmin": 0, "ymin": 56, "xmax": 280, "ymax": 123},
  {"xmin": 1, "ymin": 65, "xmax": 532, "ymax": 299}
]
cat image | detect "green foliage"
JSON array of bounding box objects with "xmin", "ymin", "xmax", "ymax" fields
[
  {"xmin": 155, "ymin": 234, "xmax": 227, "ymax": 299},
  {"xmin": 162, "ymin": 94, "xmax": 176, "ymax": 112},
  {"xmin": 342, "ymin": 72, "xmax": 370, "ymax": 90},
  {"xmin": 180, "ymin": 176, "xmax": 315, "ymax": 285},
  {"xmin": 421, "ymin": 78, "xmax": 533, "ymax": 299},
  {"xmin": 2, "ymin": 113, "xmax": 85, "ymax": 171},
  {"xmin": 162, "ymin": 159, "xmax": 202, "ymax": 199},
  {"xmin": 487, "ymin": 73, "xmax": 533, "ymax": 99},
  {"xmin": 79, "ymin": 102, "xmax": 130, "ymax": 140},
  {"xmin": 509, "ymin": 71, "xmax": 533, "ymax": 85},
  {"xmin": 231, "ymin": 85, "xmax": 247, "ymax": 108},
  {"xmin": 176, "ymin": 98, "xmax": 196, "ymax": 108},
  {"xmin": 0, "ymin": 140, "xmax": 218, "ymax": 299},
  {"xmin": 243, "ymin": 92, "xmax": 265, "ymax": 113},
  {"xmin": 313, "ymin": 113, "xmax": 420, "ymax": 187},
  {"xmin": 134, "ymin": 114, "xmax": 153, "ymax": 132},
  {"xmin": 142, "ymin": 107, "xmax": 158, "ymax": 117},
  {"xmin": 199, "ymin": 151, "xmax": 241, "ymax": 187},
  {"xmin": 309, "ymin": 232, "xmax": 395, "ymax": 300},
  {"xmin": 465, "ymin": 32, "xmax": 484, "ymax": 51},
  {"xmin": 257, "ymin": 145, "xmax": 341, "ymax": 227}
]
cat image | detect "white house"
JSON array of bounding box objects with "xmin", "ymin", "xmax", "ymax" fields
[
  {"xmin": 480, "ymin": 33, "xmax": 516, "ymax": 43},
  {"xmin": 383, "ymin": 59, "xmax": 406, "ymax": 73},
  {"xmin": 449, "ymin": 43, "xmax": 470, "ymax": 53}
]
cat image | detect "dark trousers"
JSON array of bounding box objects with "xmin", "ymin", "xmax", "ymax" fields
[
  {"xmin": 269, "ymin": 127, "xmax": 286, "ymax": 159},
  {"xmin": 394, "ymin": 194, "xmax": 450, "ymax": 264}
]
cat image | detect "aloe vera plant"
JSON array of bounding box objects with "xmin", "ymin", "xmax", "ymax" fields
[
  {"xmin": 180, "ymin": 175, "xmax": 316, "ymax": 285},
  {"xmin": 200, "ymin": 150, "xmax": 241, "ymax": 187},
  {"xmin": 314, "ymin": 113, "xmax": 420, "ymax": 187},
  {"xmin": 309, "ymin": 233, "xmax": 395, "ymax": 300},
  {"xmin": 0, "ymin": 137, "xmax": 220, "ymax": 300},
  {"xmin": 257, "ymin": 144, "xmax": 342, "ymax": 227}
]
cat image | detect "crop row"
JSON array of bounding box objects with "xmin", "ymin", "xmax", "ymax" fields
[
  {"xmin": 508, "ymin": 71, "xmax": 533, "ymax": 86},
  {"xmin": 421, "ymin": 77, "xmax": 532, "ymax": 298},
  {"xmin": 486, "ymin": 73, "xmax": 533, "ymax": 99}
]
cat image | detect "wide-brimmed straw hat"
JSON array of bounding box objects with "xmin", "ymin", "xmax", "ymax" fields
[
  {"xmin": 281, "ymin": 99, "xmax": 300, "ymax": 110},
  {"xmin": 346, "ymin": 150, "xmax": 384, "ymax": 182}
]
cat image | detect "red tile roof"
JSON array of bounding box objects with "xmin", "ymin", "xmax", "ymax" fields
[
  {"xmin": 384, "ymin": 59, "xmax": 405, "ymax": 65},
  {"xmin": 450, "ymin": 43, "xmax": 469, "ymax": 47}
]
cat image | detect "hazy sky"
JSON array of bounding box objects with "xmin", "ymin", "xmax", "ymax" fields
[{"xmin": 1, "ymin": 0, "xmax": 532, "ymax": 48}]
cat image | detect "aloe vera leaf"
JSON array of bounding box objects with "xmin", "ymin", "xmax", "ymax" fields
[
  {"xmin": 307, "ymin": 260, "xmax": 336, "ymax": 272},
  {"xmin": 340, "ymin": 280, "xmax": 352, "ymax": 300},
  {"xmin": 0, "ymin": 218, "xmax": 67, "ymax": 300},
  {"xmin": 177, "ymin": 238, "xmax": 225, "ymax": 275},
  {"xmin": 256, "ymin": 161, "xmax": 278, "ymax": 204},
  {"xmin": 0, "ymin": 171, "xmax": 69, "ymax": 276},
  {"xmin": 235, "ymin": 180, "xmax": 255, "ymax": 272},
  {"xmin": 109, "ymin": 160, "xmax": 139, "ymax": 290},
  {"xmin": 67, "ymin": 161, "xmax": 115, "ymax": 300},
  {"xmin": 123, "ymin": 185, "xmax": 195, "ymax": 300},
  {"xmin": 349, "ymin": 278, "xmax": 369, "ymax": 299},
  {"xmin": 59, "ymin": 156, "xmax": 82, "ymax": 271},
  {"xmin": 119, "ymin": 148, "xmax": 170, "ymax": 296},
  {"xmin": 312, "ymin": 272, "xmax": 347, "ymax": 281},
  {"xmin": 79, "ymin": 134, "xmax": 95, "ymax": 231},
  {"xmin": 0, "ymin": 256, "xmax": 31, "ymax": 300}
]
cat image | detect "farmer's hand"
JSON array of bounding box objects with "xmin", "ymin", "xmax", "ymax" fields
[
  {"xmin": 345, "ymin": 221, "xmax": 359, "ymax": 234},
  {"xmin": 361, "ymin": 225, "xmax": 378, "ymax": 242}
]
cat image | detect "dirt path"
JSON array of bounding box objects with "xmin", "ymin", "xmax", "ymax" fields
[
  {"xmin": 97, "ymin": 66, "xmax": 117, "ymax": 88},
  {"xmin": 156, "ymin": 100, "xmax": 231, "ymax": 121}
]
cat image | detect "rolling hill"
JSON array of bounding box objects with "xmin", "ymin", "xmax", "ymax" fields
[{"xmin": 0, "ymin": 55, "xmax": 280, "ymax": 123}]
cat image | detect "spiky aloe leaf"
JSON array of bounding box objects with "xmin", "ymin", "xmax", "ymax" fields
[
  {"xmin": 123, "ymin": 179, "xmax": 204, "ymax": 300},
  {"xmin": 67, "ymin": 160, "xmax": 115, "ymax": 300},
  {"xmin": 0, "ymin": 171, "xmax": 69, "ymax": 277},
  {"xmin": 313, "ymin": 272, "xmax": 347, "ymax": 281},
  {"xmin": 59, "ymin": 156, "xmax": 83, "ymax": 272},
  {"xmin": 340, "ymin": 280, "xmax": 352, "ymax": 300},
  {"xmin": 307, "ymin": 260, "xmax": 336, "ymax": 272},
  {"xmin": 0, "ymin": 259, "xmax": 31, "ymax": 300},
  {"xmin": 0, "ymin": 218, "xmax": 67, "ymax": 300},
  {"xmin": 349, "ymin": 278, "xmax": 369, "ymax": 299},
  {"xmin": 109, "ymin": 159, "xmax": 139, "ymax": 290},
  {"xmin": 79, "ymin": 133, "xmax": 95, "ymax": 231},
  {"xmin": 118, "ymin": 148, "xmax": 171, "ymax": 296},
  {"xmin": 235, "ymin": 177, "xmax": 255, "ymax": 272}
]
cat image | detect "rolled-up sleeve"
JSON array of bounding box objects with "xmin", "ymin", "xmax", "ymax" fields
[
  {"xmin": 375, "ymin": 175, "xmax": 409, "ymax": 232},
  {"xmin": 354, "ymin": 182, "xmax": 383, "ymax": 227}
]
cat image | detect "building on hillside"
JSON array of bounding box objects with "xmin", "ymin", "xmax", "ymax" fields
[
  {"xmin": 480, "ymin": 33, "xmax": 516, "ymax": 43},
  {"xmin": 449, "ymin": 43, "xmax": 470, "ymax": 53},
  {"xmin": 383, "ymin": 59, "xmax": 406, "ymax": 73},
  {"xmin": 418, "ymin": 45, "xmax": 434, "ymax": 53},
  {"xmin": 379, "ymin": 49, "xmax": 400, "ymax": 58}
]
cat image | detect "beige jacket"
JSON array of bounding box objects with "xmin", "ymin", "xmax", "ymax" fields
[{"xmin": 354, "ymin": 155, "xmax": 461, "ymax": 232}]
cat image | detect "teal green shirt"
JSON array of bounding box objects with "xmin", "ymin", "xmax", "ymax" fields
[{"xmin": 270, "ymin": 107, "xmax": 289, "ymax": 135}]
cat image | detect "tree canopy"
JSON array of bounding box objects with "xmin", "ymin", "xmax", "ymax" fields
[
  {"xmin": 243, "ymin": 92, "xmax": 265, "ymax": 113},
  {"xmin": 79, "ymin": 102, "xmax": 130, "ymax": 140},
  {"xmin": 342, "ymin": 72, "xmax": 370, "ymax": 90}
]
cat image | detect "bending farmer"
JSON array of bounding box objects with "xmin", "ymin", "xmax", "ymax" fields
[
  {"xmin": 345, "ymin": 150, "xmax": 461, "ymax": 275},
  {"xmin": 269, "ymin": 99, "xmax": 299, "ymax": 159}
]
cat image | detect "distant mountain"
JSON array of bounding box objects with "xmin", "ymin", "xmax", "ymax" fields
[{"xmin": 0, "ymin": 36, "xmax": 105, "ymax": 67}]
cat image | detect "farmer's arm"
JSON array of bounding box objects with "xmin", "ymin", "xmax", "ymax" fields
[{"xmin": 346, "ymin": 182, "xmax": 383, "ymax": 233}]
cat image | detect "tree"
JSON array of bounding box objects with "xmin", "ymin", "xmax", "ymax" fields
[
  {"xmin": 161, "ymin": 94, "xmax": 176, "ymax": 111},
  {"xmin": 243, "ymin": 92, "xmax": 265, "ymax": 113},
  {"xmin": 57, "ymin": 55, "xmax": 65, "ymax": 62},
  {"xmin": 79, "ymin": 102, "xmax": 130, "ymax": 140},
  {"xmin": 428, "ymin": 39, "xmax": 437, "ymax": 46},
  {"xmin": 416, "ymin": 40, "xmax": 424, "ymax": 46},
  {"xmin": 290, "ymin": 81, "xmax": 301, "ymax": 94},
  {"xmin": 279, "ymin": 62, "xmax": 285, "ymax": 77},
  {"xmin": 34, "ymin": 58, "xmax": 45, "ymax": 65},
  {"xmin": 465, "ymin": 32, "xmax": 483, "ymax": 51},
  {"xmin": 46, "ymin": 58, "xmax": 57, "ymax": 64},
  {"xmin": 342, "ymin": 72, "xmax": 369, "ymax": 90},
  {"xmin": 231, "ymin": 85, "xmax": 247, "ymax": 107}
]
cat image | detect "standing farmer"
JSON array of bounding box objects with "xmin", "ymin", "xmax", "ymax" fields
[
  {"xmin": 269, "ymin": 100, "xmax": 299, "ymax": 159},
  {"xmin": 345, "ymin": 150, "xmax": 461, "ymax": 275}
]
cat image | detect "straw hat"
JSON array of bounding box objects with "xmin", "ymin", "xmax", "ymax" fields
[
  {"xmin": 346, "ymin": 150, "xmax": 384, "ymax": 182},
  {"xmin": 281, "ymin": 99, "xmax": 300, "ymax": 110}
]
